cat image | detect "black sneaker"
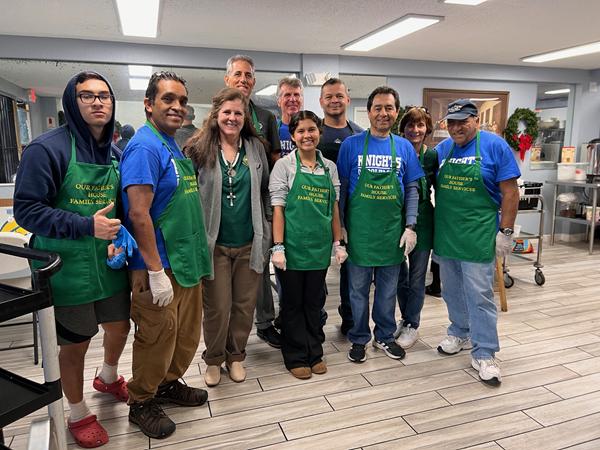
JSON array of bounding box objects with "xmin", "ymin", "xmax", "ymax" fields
[
  {"xmin": 257, "ymin": 325, "xmax": 282, "ymax": 348},
  {"xmin": 129, "ymin": 398, "xmax": 176, "ymax": 439},
  {"xmin": 374, "ymin": 340, "xmax": 406, "ymax": 360},
  {"xmin": 155, "ymin": 379, "xmax": 208, "ymax": 406},
  {"xmin": 425, "ymin": 284, "xmax": 442, "ymax": 298},
  {"xmin": 347, "ymin": 343, "xmax": 367, "ymax": 363}
]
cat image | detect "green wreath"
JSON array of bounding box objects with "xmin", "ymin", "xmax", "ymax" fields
[{"xmin": 504, "ymin": 108, "xmax": 538, "ymax": 151}]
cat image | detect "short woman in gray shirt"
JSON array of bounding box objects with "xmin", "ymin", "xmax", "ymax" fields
[{"xmin": 269, "ymin": 111, "xmax": 347, "ymax": 379}]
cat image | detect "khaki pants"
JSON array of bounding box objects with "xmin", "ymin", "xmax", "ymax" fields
[
  {"xmin": 127, "ymin": 269, "xmax": 202, "ymax": 403},
  {"xmin": 202, "ymin": 244, "xmax": 260, "ymax": 366}
]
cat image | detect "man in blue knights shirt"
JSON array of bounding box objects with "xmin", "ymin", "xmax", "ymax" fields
[
  {"xmin": 434, "ymin": 99, "xmax": 520, "ymax": 386},
  {"xmin": 276, "ymin": 76, "xmax": 304, "ymax": 159}
]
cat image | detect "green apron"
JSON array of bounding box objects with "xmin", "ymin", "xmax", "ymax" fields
[
  {"xmin": 250, "ymin": 104, "xmax": 264, "ymax": 137},
  {"xmin": 284, "ymin": 151, "xmax": 335, "ymax": 271},
  {"xmin": 346, "ymin": 130, "xmax": 405, "ymax": 267},
  {"xmin": 434, "ymin": 132, "xmax": 498, "ymax": 263},
  {"xmin": 146, "ymin": 121, "xmax": 211, "ymax": 287},
  {"xmin": 414, "ymin": 145, "xmax": 434, "ymax": 251},
  {"xmin": 32, "ymin": 134, "xmax": 128, "ymax": 306}
]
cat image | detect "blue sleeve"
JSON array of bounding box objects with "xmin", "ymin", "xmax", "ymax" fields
[
  {"xmin": 404, "ymin": 182, "xmax": 419, "ymax": 226},
  {"xmin": 337, "ymin": 139, "xmax": 351, "ymax": 181},
  {"xmin": 494, "ymin": 139, "xmax": 521, "ymax": 183},
  {"xmin": 402, "ymin": 142, "xmax": 425, "ymax": 185},
  {"xmin": 120, "ymin": 141, "xmax": 162, "ymax": 192},
  {"xmin": 13, "ymin": 142, "xmax": 93, "ymax": 239}
]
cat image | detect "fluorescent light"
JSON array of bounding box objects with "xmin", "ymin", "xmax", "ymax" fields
[
  {"xmin": 444, "ymin": 0, "xmax": 488, "ymax": 5},
  {"xmin": 470, "ymin": 97, "xmax": 499, "ymax": 101},
  {"xmin": 544, "ymin": 88, "xmax": 571, "ymax": 95},
  {"xmin": 522, "ymin": 41, "xmax": 600, "ymax": 63},
  {"xmin": 256, "ymin": 84, "xmax": 277, "ymax": 96},
  {"xmin": 343, "ymin": 14, "xmax": 443, "ymax": 52},
  {"xmin": 116, "ymin": 0, "xmax": 159, "ymax": 37},
  {"xmin": 129, "ymin": 78, "xmax": 149, "ymax": 90},
  {"xmin": 128, "ymin": 65, "xmax": 153, "ymax": 77}
]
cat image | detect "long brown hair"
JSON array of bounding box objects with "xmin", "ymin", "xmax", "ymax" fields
[{"xmin": 185, "ymin": 87, "xmax": 260, "ymax": 168}]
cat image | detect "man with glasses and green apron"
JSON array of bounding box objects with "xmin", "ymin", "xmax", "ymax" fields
[
  {"xmin": 434, "ymin": 99, "xmax": 520, "ymax": 386},
  {"xmin": 14, "ymin": 71, "xmax": 131, "ymax": 448},
  {"xmin": 121, "ymin": 72, "xmax": 211, "ymax": 439},
  {"xmin": 337, "ymin": 87, "xmax": 424, "ymax": 364}
]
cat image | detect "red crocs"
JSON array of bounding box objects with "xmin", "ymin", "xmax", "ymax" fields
[
  {"xmin": 68, "ymin": 415, "xmax": 109, "ymax": 448},
  {"xmin": 92, "ymin": 375, "xmax": 129, "ymax": 402}
]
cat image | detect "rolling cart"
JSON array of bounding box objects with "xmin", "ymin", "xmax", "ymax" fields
[
  {"xmin": 503, "ymin": 193, "xmax": 546, "ymax": 288},
  {"xmin": 0, "ymin": 243, "xmax": 65, "ymax": 450}
]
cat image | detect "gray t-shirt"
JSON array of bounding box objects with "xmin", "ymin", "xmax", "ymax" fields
[{"xmin": 269, "ymin": 149, "xmax": 340, "ymax": 207}]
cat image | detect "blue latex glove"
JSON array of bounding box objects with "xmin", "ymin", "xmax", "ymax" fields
[{"xmin": 106, "ymin": 226, "xmax": 138, "ymax": 269}]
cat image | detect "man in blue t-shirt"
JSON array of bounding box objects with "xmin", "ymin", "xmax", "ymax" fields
[
  {"xmin": 120, "ymin": 72, "xmax": 209, "ymax": 439},
  {"xmin": 337, "ymin": 86, "xmax": 424, "ymax": 364},
  {"xmin": 433, "ymin": 99, "xmax": 520, "ymax": 387},
  {"xmin": 276, "ymin": 76, "xmax": 304, "ymax": 159}
]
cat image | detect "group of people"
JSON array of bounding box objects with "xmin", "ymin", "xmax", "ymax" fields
[{"xmin": 12, "ymin": 54, "xmax": 520, "ymax": 448}]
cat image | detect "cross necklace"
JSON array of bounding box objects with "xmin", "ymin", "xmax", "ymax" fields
[{"xmin": 220, "ymin": 148, "xmax": 240, "ymax": 207}]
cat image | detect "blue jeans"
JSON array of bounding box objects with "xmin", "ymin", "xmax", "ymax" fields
[
  {"xmin": 347, "ymin": 261, "xmax": 400, "ymax": 345},
  {"xmin": 437, "ymin": 255, "xmax": 499, "ymax": 359},
  {"xmin": 396, "ymin": 249, "xmax": 431, "ymax": 329}
]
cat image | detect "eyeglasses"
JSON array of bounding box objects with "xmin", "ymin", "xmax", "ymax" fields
[
  {"xmin": 405, "ymin": 105, "xmax": 430, "ymax": 114},
  {"xmin": 78, "ymin": 92, "xmax": 114, "ymax": 104}
]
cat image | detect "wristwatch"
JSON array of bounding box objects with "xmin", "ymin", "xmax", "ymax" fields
[
  {"xmin": 405, "ymin": 224, "xmax": 416, "ymax": 231},
  {"xmin": 499, "ymin": 227, "xmax": 514, "ymax": 236}
]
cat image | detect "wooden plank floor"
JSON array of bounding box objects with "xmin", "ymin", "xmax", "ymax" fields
[{"xmin": 2, "ymin": 241, "xmax": 600, "ymax": 449}]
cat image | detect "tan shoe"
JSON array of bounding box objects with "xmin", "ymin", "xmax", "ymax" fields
[
  {"xmin": 311, "ymin": 361, "xmax": 327, "ymax": 374},
  {"xmin": 226, "ymin": 361, "xmax": 246, "ymax": 383},
  {"xmin": 289, "ymin": 367, "xmax": 312, "ymax": 379},
  {"xmin": 204, "ymin": 365, "xmax": 221, "ymax": 387}
]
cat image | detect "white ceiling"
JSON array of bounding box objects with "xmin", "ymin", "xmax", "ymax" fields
[{"xmin": 1, "ymin": 0, "xmax": 600, "ymax": 70}]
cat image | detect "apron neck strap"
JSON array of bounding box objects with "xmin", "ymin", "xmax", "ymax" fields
[
  {"xmin": 448, "ymin": 131, "xmax": 481, "ymax": 162},
  {"xmin": 146, "ymin": 120, "xmax": 177, "ymax": 157},
  {"xmin": 362, "ymin": 130, "xmax": 396, "ymax": 171}
]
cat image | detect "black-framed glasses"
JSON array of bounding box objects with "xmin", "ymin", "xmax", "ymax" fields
[{"xmin": 78, "ymin": 92, "xmax": 114, "ymax": 104}]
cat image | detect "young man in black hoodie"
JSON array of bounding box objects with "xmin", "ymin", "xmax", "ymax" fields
[{"xmin": 14, "ymin": 71, "xmax": 130, "ymax": 448}]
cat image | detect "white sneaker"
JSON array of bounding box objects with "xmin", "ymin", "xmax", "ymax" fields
[
  {"xmin": 437, "ymin": 335, "xmax": 471, "ymax": 355},
  {"xmin": 471, "ymin": 357, "xmax": 502, "ymax": 386},
  {"xmin": 393, "ymin": 322, "xmax": 405, "ymax": 339},
  {"xmin": 396, "ymin": 324, "xmax": 419, "ymax": 348}
]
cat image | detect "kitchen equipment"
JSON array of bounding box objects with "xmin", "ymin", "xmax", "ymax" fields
[
  {"xmin": 586, "ymin": 142, "xmax": 600, "ymax": 175},
  {"xmin": 518, "ymin": 181, "xmax": 543, "ymax": 210},
  {"xmin": 557, "ymin": 163, "xmax": 588, "ymax": 181}
]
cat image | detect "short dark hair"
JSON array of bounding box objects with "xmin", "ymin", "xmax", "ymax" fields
[
  {"xmin": 399, "ymin": 106, "xmax": 433, "ymax": 137},
  {"xmin": 320, "ymin": 77, "xmax": 348, "ymax": 96},
  {"xmin": 145, "ymin": 71, "xmax": 187, "ymax": 104},
  {"xmin": 75, "ymin": 71, "xmax": 105, "ymax": 85},
  {"xmin": 367, "ymin": 86, "xmax": 400, "ymax": 111},
  {"xmin": 289, "ymin": 110, "xmax": 323, "ymax": 138}
]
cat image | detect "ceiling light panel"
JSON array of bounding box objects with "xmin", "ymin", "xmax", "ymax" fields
[
  {"xmin": 256, "ymin": 84, "xmax": 277, "ymax": 96},
  {"xmin": 544, "ymin": 88, "xmax": 571, "ymax": 95},
  {"xmin": 523, "ymin": 41, "xmax": 600, "ymax": 63},
  {"xmin": 128, "ymin": 65, "xmax": 153, "ymax": 77},
  {"xmin": 129, "ymin": 78, "xmax": 149, "ymax": 90},
  {"xmin": 116, "ymin": 0, "xmax": 160, "ymax": 38},
  {"xmin": 343, "ymin": 14, "xmax": 443, "ymax": 52}
]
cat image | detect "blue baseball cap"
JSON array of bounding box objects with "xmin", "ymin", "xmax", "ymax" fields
[{"xmin": 444, "ymin": 99, "xmax": 479, "ymax": 120}]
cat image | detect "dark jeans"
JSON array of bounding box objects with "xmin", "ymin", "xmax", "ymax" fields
[
  {"xmin": 396, "ymin": 249, "xmax": 431, "ymax": 329},
  {"xmin": 338, "ymin": 261, "xmax": 353, "ymax": 322},
  {"xmin": 277, "ymin": 268, "xmax": 327, "ymax": 369}
]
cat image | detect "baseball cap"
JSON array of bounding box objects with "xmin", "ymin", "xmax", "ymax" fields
[{"xmin": 444, "ymin": 99, "xmax": 478, "ymax": 120}]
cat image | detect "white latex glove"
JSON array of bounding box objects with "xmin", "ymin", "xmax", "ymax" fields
[
  {"xmin": 341, "ymin": 227, "xmax": 348, "ymax": 244},
  {"xmin": 334, "ymin": 244, "xmax": 348, "ymax": 265},
  {"xmin": 271, "ymin": 250, "xmax": 286, "ymax": 271},
  {"xmin": 148, "ymin": 269, "xmax": 174, "ymax": 307},
  {"xmin": 399, "ymin": 227, "xmax": 417, "ymax": 257},
  {"xmin": 495, "ymin": 231, "xmax": 513, "ymax": 258}
]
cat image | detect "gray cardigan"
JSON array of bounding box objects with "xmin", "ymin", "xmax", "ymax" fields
[{"xmin": 197, "ymin": 136, "xmax": 272, "ymax": 278}]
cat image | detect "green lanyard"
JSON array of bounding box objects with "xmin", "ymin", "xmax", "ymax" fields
[{"xmin": 250, "ymin": 104, "xmax": 264, "ymax": 136}]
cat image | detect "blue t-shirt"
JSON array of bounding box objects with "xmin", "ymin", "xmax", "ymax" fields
[
  {"xmin": 435, "ymin": 130, "xmax": 521, "ymax": 205},
  {"xmin": 337, "ymin": 130, "xmax": 424, "ymax": 197},
  {"xmin": 278, "ymin": 122, "xmax": 296, "ymax": 157},
  {"xmin": 120, "ymin": 125, "xmax": 184, "ymax": 270}
]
